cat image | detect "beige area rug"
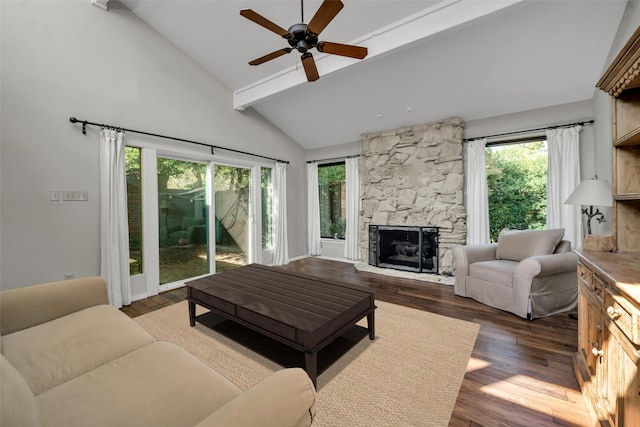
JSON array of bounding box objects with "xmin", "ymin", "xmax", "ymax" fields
[{"xmin": 135, "ymin": 300, "xmax": 479, "ymax": 426}]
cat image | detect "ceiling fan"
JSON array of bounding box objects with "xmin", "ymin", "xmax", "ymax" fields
[{"xmin": 240, "ymin": 0, "xmax": 368, "ymax": 82}]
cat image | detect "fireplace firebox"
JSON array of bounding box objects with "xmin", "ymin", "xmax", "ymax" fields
[{"xmin": 368, "ymin": 225, "xmax": 439, "ymax": 274}]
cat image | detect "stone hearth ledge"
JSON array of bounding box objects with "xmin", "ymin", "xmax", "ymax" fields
[{"xmin": 354, "ymin": 262, "xmax": 455, "ymax": 286}]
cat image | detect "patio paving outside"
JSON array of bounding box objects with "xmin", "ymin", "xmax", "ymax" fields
[{"xmin": 130, "ymin": 243, "xmax": 247, "ymax": 285}]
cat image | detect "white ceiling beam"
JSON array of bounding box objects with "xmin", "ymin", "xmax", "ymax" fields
[
  {"xmin": 91, "ymin": 0, "xmax": 109, "ymax": 11},
  {"xmin": 233, "ymin": 0, "xmax": 523, "ymax": 111}
]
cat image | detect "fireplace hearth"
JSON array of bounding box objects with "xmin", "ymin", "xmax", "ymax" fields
[{"xmin": 369, "ymin": 225, "xmax": 439, "ymax": 274}]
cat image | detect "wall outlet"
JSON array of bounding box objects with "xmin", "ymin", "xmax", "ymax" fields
[
  {"xmin": 50, "ymin": 190, "xmax": 61, "ymax": 201},
  {"xmin": 64, "ymin": 273, "xmax": 74, "ymax": 280},
  {"xmin": 63, "ymin": 191, "xmax": 89, "ymax": 201}
]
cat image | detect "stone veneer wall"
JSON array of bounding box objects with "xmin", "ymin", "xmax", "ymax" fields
[{"xmin": 359, "ymin": 117, "xmax": 467, "ymax": 274}]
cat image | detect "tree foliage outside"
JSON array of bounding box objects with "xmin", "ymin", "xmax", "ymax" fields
[
  {"xmin": 318, "ymin": 163, "xmax": 346, "ymax": 239},
  {"xmin": 486, "ymin": 141, "xmax": 548, "ymax": 242}
]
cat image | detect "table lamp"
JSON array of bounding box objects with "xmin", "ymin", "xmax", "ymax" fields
[{"xmin": 564, "ymin": 178, "xmax": 612, "ymax": 234}]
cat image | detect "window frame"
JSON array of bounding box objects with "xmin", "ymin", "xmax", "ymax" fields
[{"xmin": 317, "ymin": 161, "xmax": 347, "ymax": 240}]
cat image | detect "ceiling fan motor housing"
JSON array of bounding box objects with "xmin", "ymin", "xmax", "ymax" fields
[{"xmin": 287, "ymin": 23, "xmax": 318, "ymax": 53}]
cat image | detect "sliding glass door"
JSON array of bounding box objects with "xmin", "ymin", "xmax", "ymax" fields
[
  {"xmin": 125, "ymin": 144, "xmax": 267, "ymax": 298},
  {"xmin": 157, "ymin": 157, "xmax": 209, "ymax": 285},
  {"xmin": 213, "ymin": 165, "xmax": 250, "ymax": 272}
]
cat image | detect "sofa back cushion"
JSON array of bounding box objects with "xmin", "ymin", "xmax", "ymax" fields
[
  {"xmin": 495, "ymin": 228, "xmax": 565, "ymax": 262},
  {"xmin": 1, "ymin": 355, "xmax": 41, "ymax": 427},
  {"xmin": 555, "ymin": 240, "xmax": 572, "ymax": 253}
]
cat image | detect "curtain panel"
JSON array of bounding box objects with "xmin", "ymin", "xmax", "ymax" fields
[
  {"xmin": 546, "ymin": 126, "xmax": 582, "ymax": 249},
  {"xmin": 272, "ymin": 162, "xmax": 289, "ymax": 265},
  {"xmin": 465, "ymin": 138, "xmax": 490, "ymax": 245},
  {"xmin": 307, "ymin": 162, "xmax": 322, "ymax": 256},
  {"xmin": 344, "ymin": 157, "xmax": 361, "ymax": 261},
  {"xmin": 100, "ymin": 129, "xmax": 131, "ymax": 308}
]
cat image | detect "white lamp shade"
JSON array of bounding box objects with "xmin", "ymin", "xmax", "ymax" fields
[{"xmin": 564, "ymin": 179, "xmax": 612, "ymax": 207}]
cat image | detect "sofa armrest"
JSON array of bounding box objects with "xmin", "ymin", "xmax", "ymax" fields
[
  {"xmin": 515, "ymin": 252, "xmax": 578, "ymax": 278},
  {"xmin": 195, "ymin": 368, "xmax": 316, "ymax": 427},
  {"xmin": 453, "ymin": 244, "xmax": 498, "ymax": 275},
  {"xmin": 0, "ymin": 276, "xmax": 109, "ymax": 336},
  {"xmin": 514, "ymin": 252, "xmax": 578, "ymax": 295}
]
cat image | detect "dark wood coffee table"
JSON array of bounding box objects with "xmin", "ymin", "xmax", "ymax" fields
[{"xmin": 186, "ymin": 264, "xmax": 376, "ymax": 386}]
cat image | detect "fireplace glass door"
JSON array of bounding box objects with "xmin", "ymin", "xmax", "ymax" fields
[{"xmin": 369, "ymin": 225, "xmax": 438, "ymax": 274}]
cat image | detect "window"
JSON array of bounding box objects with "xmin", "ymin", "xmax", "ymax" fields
[
  {"xmin": 486, "ymin": 139, "xmax": 548, "ymax": 242},
  {"xmin": 318, "ymin": 162, "xmax": 346, "ymax": 239},
  {"xmin": 125, "ymin": 147, "xmax": 142, "ymax": 275},
  {"xmin": 261, "ymin": 167, "xmax": 273, "ymax": 250}
]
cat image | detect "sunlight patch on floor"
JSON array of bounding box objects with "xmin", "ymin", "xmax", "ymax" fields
[{"xmin": 466, "ymin": 357, "xmax": 491, "ymax": 372}]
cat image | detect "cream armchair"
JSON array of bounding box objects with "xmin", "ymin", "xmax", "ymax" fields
[{"xmin": 453, "ymin": 228, "xmax": 578, "ymax": 319}]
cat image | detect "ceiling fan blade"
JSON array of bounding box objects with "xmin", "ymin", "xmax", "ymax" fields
[
  {"xmin": 301, "ymin": 53, "xmax": 319, "ymax": 82},
  {"xmin": 240, "ymin": 9, "xmax": 293, "ymax": 39},
  {"xmin": 249, "ymin": 48, "xmax": 293, "ymax": 66},
  {"xmin": 317, "ymin": 41, "xmax": 368, "ymax": 59},
  {"xmin": 306, "ymin": 0, "xmax": 344, "ymax": 36}
]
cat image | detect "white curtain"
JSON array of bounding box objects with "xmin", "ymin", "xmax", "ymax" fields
[
  {"xmin": 465, "ymin": 138, "xmax": 490, "ymax": 244},
  {"xmin": 100, "ymin": 128, "xmax": 131, "ymax": 308},
  {"xmin": 344, "ymin": 157, "xmax": 361, "ymax": 261},
  {"xmin": 307, "ymin": 162, "xmax": 321, "ymax": 256},
  {"xmin": 546, "ymin": 126, "xmax": 582, "ymax": 249},
  {"xmin": 273, "ymin": 162, "xmax": 289, "ymax": 265}
]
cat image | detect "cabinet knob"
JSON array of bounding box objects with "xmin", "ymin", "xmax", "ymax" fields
[
  {"xmin": 591, "ymin": 347, "xmax": 604, "ymax": 357},
  {"xmin": 607, "ymin": 306, "xmax": 623, "ymax": 319}
]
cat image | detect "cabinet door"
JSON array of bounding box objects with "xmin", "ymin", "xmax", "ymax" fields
[
  {"xmin": 580, "ymin": 290, "xmax": 604, "ymax": 380},
  {"xmin": 603, "ymin": 324, "xmax": 621, "ymax": 426},
  {"xmin": 621, "ymin": 346, "xmax": 640, "ymax": 427}
]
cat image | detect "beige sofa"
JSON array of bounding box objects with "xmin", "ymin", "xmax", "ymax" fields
[
  {"xmin": 453, "ymin": 228, "xmax": 578, "ymax": 319},
  {"xmin": 0, "ymin": 277, "xmax": 316, "ymax": 427}
]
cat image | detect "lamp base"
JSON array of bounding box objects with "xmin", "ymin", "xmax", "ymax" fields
[{"xmin": 583, "ymin": 234, "xmax": 614, "ymax": 252}]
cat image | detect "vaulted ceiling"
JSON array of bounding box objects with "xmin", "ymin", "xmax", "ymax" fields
[{"xmin": 120, "ymin": 0, "xmax": 628, "ymax": 150}]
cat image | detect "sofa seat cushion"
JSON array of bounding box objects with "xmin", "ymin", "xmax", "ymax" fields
[
  {"xmin": 36, "ymin": 341, "xmax": 243, "ymax": 427},
  {"xmin": 469, "ymin": 260, "xmax": 518, "ymax": 287},
  {"xmin": 495, "ymin": 228, "xmax": 565, "ymax": 261},
  {"xmin": 1, "ymin": 355, "xmax": 42, "ymax": 427},
  {"xmin": 1, "ymin": 304, "xmax": 154, "ymax": 395}
]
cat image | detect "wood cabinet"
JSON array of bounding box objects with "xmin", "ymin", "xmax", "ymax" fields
[
  {"xmin": 596, "ymin": 26, "xmax": 640, "ymax": 254},
  {"xmin": 574, "ymin": 252, "xmax": 640, "ymax": 427},
  {"xmin": 574, "ymin": 27, "xmax": 640, "ymax": 427}
]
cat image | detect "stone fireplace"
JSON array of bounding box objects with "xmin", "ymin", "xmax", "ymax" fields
[{"xmin": 358, "ymin": 117, "xmax": 467, "ymax": 275}]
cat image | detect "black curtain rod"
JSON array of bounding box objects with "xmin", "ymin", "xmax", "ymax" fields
[
  {"xmin": 306, "ymin": 154, "xmax": 359, "ymax": 164},
  {"xmin": 69, "ymin": 117, "xmax": 289, "ymax": 164},
  {"xmin": 463, "ymin": 120, "xmax": 594, "ymax": 142}
]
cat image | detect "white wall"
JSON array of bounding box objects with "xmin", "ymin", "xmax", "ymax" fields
[{"xmin": 0, "ymin": 0, "xmax": 307, "ymax": 289}]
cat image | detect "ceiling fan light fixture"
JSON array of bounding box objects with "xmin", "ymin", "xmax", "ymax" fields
[{"xmin": 240, "ymin": 0, "xmax": 366, "ymax": 82}]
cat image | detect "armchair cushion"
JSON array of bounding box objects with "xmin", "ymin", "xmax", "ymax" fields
[
  {"xmin": 469, "ymin": 260, "xmax": 518, "ymax": 287},
  {"xmin": 495, "ymin": 228, "xmax": 565, "ymax": 262}
]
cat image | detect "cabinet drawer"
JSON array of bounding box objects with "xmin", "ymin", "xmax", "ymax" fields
[
  {"xmin": 593, "ymin": 273, "xmax": 607, "ymax": 301},
  {"xmin": 578, "ymin": 262, "xmax": 606, "ymax": 303},
  {"xmin": 578, "ymin": 263, "xmax": 592, "ymax": 286},
  {"xmin": 607, "ymin": 289, "xmax": 640, "ymax": 345}
]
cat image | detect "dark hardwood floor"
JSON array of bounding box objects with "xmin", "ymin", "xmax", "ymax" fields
[{"xmin": 121, "ymin": 257, "xmax": 592, "ymax": 427}]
